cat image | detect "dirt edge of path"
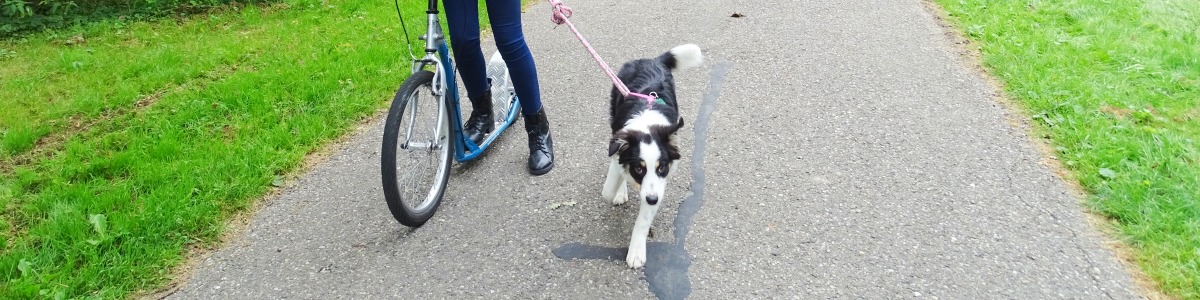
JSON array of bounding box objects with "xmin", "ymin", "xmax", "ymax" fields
[{"xmin": 918, "ymin": 1, "xmax": 1174, "ymax": 299}]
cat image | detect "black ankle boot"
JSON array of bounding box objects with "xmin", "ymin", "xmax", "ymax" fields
[
  {"xmin": 463, "ymin": 90, "xmax": 494, "ymax": 145},
  {"xmin": 524, "ymin": 108, "xmax": 554, "ymax": 175}
]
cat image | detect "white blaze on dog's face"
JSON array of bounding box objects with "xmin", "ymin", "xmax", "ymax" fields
[{"xmin": 633, "ymin": 140, "xmax": 670, "ymax": 205}]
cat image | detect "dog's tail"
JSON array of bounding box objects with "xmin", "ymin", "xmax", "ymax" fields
[{"xmin": 657, "ymin": 44, "xmax": 703, "ymax": 70}]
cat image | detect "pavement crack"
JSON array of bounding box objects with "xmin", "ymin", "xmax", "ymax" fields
[{"xmin": 1007, "ymin": 174, "xmax": 1116, "ymax": 299}]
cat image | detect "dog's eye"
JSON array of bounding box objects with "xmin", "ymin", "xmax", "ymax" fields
[{"xmin": 657, "ymin": 164, "xmax": 669, "ymax": 175}]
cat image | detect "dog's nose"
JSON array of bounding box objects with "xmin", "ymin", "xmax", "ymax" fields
[{"xmin": 645, "ymin": 195, "xmax": 659, "ymax": 205}]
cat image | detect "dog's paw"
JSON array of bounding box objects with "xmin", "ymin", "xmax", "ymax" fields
[
  {"xmin": 626, "ymin": 245, "xmax": 647, "ymax": 269},
  {"xmin": 611, "ymin": 191, "xmax": 628, "ymax": 206}
]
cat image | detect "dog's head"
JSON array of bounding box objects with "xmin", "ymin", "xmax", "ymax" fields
[{"xmin": 608, "ymin": 118, "xmax": 685, "ymax": 205}]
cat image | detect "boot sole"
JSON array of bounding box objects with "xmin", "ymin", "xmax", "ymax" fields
[{"xmin": 529, "ymin": 161, "xmax": 554, "ymax": 176}]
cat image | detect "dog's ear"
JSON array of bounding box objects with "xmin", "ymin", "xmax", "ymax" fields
[
  {"xmin": 608, "ymin": 131, "xmax": 631, "ymax": 157},
  {"xmin": 666, "ymin": 143, "xmax": 682, "ymax": 160},
  {"xmin": 647, "ymin": 123, "xmax": 684, "ymax": 161},
  {"xmin": 670, "ymin": 117, "xmax": 685, "ymax": 135}
]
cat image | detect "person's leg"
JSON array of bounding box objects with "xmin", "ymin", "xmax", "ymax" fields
[
  {"xmin": 484, "ymin": 0, "xmax": 541, "ymax": 115},
  {"xmin": 443, "ymin": 0, "xmax": 493, "ymax": 144},
  {"xmin": 486, "ymin": 0, "xmax": 554, "ymax": 175}
]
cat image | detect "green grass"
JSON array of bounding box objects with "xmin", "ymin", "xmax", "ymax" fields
[
  {"xmin": 931, "ymin": 0, "xmax": 1199, "ymax": 298},
  {"xmin": 0, "ymin": 0, "xmax": 491, "ymax": 297}
]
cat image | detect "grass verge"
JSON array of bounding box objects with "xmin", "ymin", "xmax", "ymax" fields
[
  {"xmin": 0, "ymin": 0, "xmax": 489, "ymax": 297},
  {"xmin": 929, "ymin": 0, "xmax": 1198, "ymax": 298}
]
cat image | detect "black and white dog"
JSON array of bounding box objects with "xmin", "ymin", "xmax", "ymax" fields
[{"xmin": 601, "ymin": 44, "xmax": 703, "ymax": 268}]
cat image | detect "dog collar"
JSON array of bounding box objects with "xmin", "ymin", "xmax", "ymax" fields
[{"xmin": 632, "ymin": 92, "xmax": 662, "ymax": 110}]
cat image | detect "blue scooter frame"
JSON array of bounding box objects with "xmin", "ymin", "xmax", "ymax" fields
[{"xmin": 410, "ymin": 0, "xmax": 520, "ymax": 162}]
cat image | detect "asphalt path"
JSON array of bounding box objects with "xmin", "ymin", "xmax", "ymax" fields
[{"xmin": 166, "ymin": 0, "xmax": 1139, "ymax": 298}]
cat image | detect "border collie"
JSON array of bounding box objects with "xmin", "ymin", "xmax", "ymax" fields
[{"xmin": 601, "ymin": 44, "xmax": 703, "ymax": 269}]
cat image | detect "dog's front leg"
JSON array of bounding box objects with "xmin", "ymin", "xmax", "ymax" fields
[
  {"xmin": 602, "ymin": 157, "xmax": 628, "ymax": 205},
  {"xmin": 626, "ymin": 199, "xmax": 660, "ymax": 269}
]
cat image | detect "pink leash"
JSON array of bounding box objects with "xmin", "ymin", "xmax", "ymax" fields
[{"xmin": 547, "ymin": 0, "xmax": 658, "ymax": 104}]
